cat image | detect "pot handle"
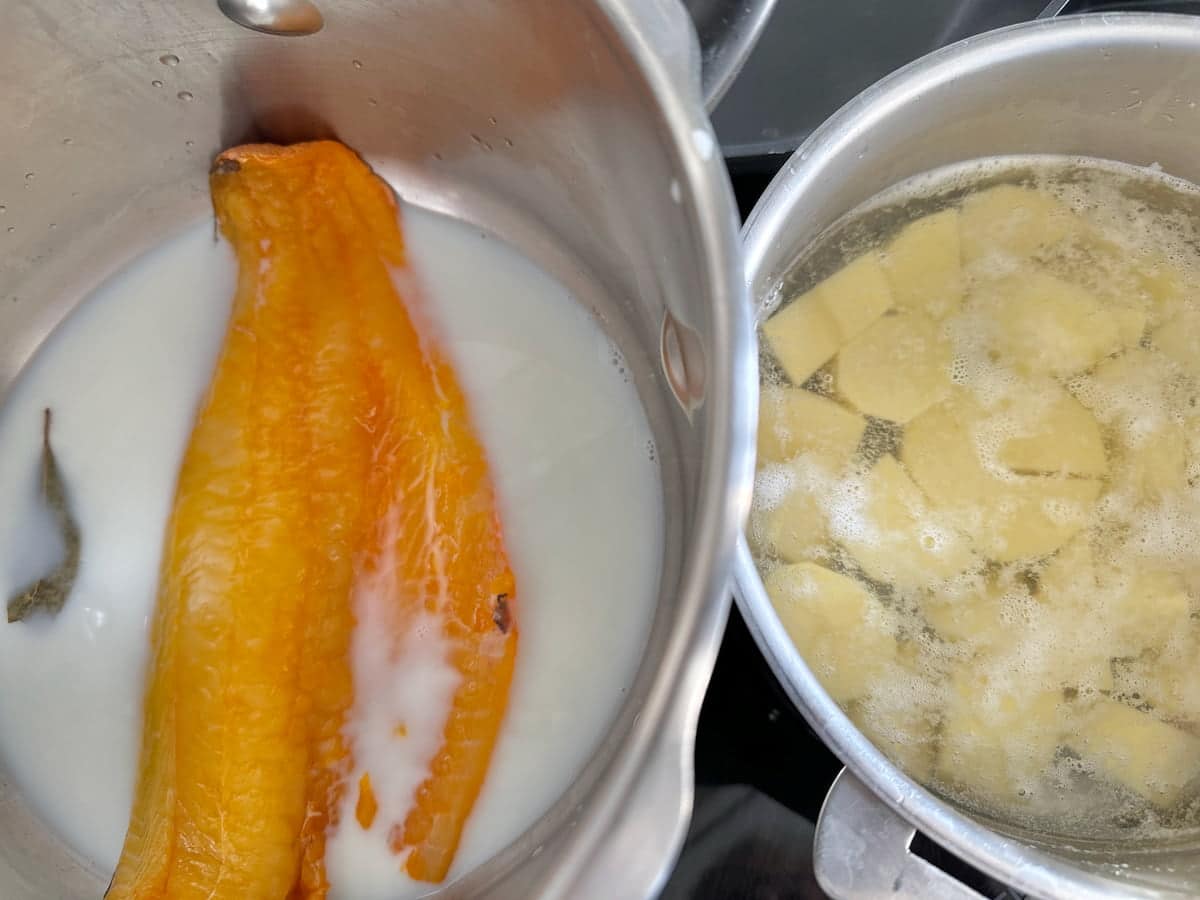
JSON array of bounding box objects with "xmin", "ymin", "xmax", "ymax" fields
[
  {"xmin": 618, "ymin": 1, "xmax": 777, "ymax": 113},
  {"xmin": 814, "ymin": 769, "xmax": 986, "ymax": 900},
  {"xmin": 688, "ymin": 0, "xmax": 778, "ymax": 110}
]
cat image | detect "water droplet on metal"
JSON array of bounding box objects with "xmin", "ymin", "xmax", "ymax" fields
[
  {"xmin": 661, "ymin": 311, "xmax": 707, "ymax": 412},
  {"xmin": 367, "ymin": 97, "xmax": 378, "ymax": 107},
  {"xmin": 6, "ymin": 226, "xmax": 14, "ymax": 234},
  {"xmin": 24, "ymin": 173, "xmax": 34, "ymax": 181},
  {"xmin": 352, "ymin": 59, "xmax": 363, "ymax": 69},
  {"xmin": 152, "ymin": 79, "xmax": 164, "ymax": 88},
  {"xmin": 217, "ymin": 0, "xmax": 324, "ymax": 36},
  {"xmin": 185, "ymin": 140, "xmax": 195, "ymax": 148},
  {"xmin": 177, "ymin": 90, "xmax": 193, "ymax": 102},
  {"xmin": 160, "ymin": 53, "xmax": 180, "ymax": 67}
]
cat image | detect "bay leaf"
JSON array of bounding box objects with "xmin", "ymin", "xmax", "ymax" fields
[{"xmin": 7, "ymin": 408, "xmax": 81, "ymax": 623}]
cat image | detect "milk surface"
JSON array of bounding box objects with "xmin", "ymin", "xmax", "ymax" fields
[{"xmin": 0, "ymin": 203, "xmax": 661, "ymax": 897}]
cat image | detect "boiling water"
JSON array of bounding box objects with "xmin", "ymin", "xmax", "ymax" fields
[
  {"xmin": 753, "ymin": 156, "xmax": 1200, "ymax": 842},
  {"xmin": 0, "ymin": 204, "xmax": 662, "ymax": 897}
]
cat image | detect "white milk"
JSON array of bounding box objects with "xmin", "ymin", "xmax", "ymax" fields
[{"xmin": 0, "ymin": 204, "xmax": 662, "ymax": 898}]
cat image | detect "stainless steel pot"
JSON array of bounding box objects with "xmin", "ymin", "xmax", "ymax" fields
[
  {"xmin": 0, "ymin": 1, "xmax": 763, "ymax": 897},
  {"xmin": 734, "ymin": 12, "xmax": 1200, "ymax": 900}
]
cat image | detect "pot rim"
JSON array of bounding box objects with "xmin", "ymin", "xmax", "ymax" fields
[
  {"xmin": 531, "ymin": 2, "xmax": 758, "ymax": 897},
  {"xmin": 734, "ymin": 11, "xmax": 1200, "ymax": 900}
]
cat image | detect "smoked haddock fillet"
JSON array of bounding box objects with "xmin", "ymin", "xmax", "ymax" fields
[{"xmin": 107, "ymin": 141, "xmax": 518, "ymax": 899}]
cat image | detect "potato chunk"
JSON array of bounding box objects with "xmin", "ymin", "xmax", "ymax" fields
[
  {"xmin": 1072, "ymin": 347, "xmax": 1180, "ymax": 424},
  {"xmin": 1135, "ymin": 254, "xmax": 1191, "ymax": 327},
  {"xmin": 920, "ymin": 571, "xmax": 1010, "ymax": 647},
  {"xmin": 762, "ymin": 252, "xmax": 893, "ymax": 385},
  {"xmin": 1113, "ymin": 638, "xmax": 1200, "ymax": 724},
  {"xmin": 960, "ymin": 184, "xmax": 1089, "ymax": 265},
  {"xmin": 1037, "ymin": 535, "xmax": 1098, "ymax": 607},
  {"xmin": 980, "ymin": 271, "xmax": 1138, "ymax": 377},
  {"xmin": 902, "ymin": 393, "xmax": 1103, "ymax": 561},
  {"xmin": 881, "ymin": 208, "xmax": 962, "ymax": 319},
  {"xmin": 836, "ymin": 311, "xmax": 953, "ymax": 423},
  {"xmin": 764, "ymin": 562, "xmax": 897, "ymax": 703},
  {"xmin": 761, "ymin": 482, "xmax": 826, "ymax": 564},
  {"xmin": 1072, "ymin": 349, "xmax": 1188, "ymax": 498},
  {"xmin": 852, "ymin": 678, "xmax": 939, "ymax": 782},
  {"xmin": 758, "ymin": 384, "xmax": 866, "ymax": 465},
  {"xmin": 936, "ymin": 667, "xmax": 1065, "ymax": 807},
  {"xmin": 994, "ymin": 377, "xmax": 1107, "ymax": 478},
  {"xmin": 1103, "ymin": 570, "xmax": 1192, "ymax": 654},
  {"xmin": 1152, "ymin": 306, "xmax": 1200, "ymax": 377},
  {"xmin": 1124, "ymin": 424, "xmax": 1190, "ymax": 501},
  {"xmin": 836, "ymin": 456, "xmax": 975, "ymax": 590},
  {"xmin": 1075, "ymin": 699, "xmax": 1200, "ymax": 807}
]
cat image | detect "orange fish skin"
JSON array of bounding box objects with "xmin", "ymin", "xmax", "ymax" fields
[
  {"xmin": 299, "ymin": 142, "xmax": 519, "ymax": 883},
  {"xmin": 109, "ymin": 141, "xmax": 518, "ymax": 898}
]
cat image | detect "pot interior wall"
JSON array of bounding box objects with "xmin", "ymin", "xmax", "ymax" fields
[{"xmin": 0, "ymin": 1, "xmax": 716, "ymax": 896}]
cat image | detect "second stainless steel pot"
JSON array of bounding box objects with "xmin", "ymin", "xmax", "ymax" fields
[
  {"xmin": 0, "ymin": 1, "xmax": 762, "ymax": 897},
  {"xmin": 735, "ymin": 12, "xmax": 1200, "ymax": 900}
]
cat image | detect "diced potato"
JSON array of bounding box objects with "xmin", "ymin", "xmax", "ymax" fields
[
  {"xmin": 836, "ymin": 311, "xmax": 953, "ymax": 423},
  {"xmin": 762, "ymin": 484, "xmax": 826, "ymax": 563},
  {"xmin": 1063, "ymin": 243, "xmax": 1194, "ymax": 329},
  {"xmin": 959, "ymin": 184, "xmax": 1090, "ymax": 265},
  {"xmin": 764, "ymin": 562, "xmax": 897, "ymax": 703},
  {"xmin": 881, "ymin": 208, "xmax": 962, "ymax": 320},
  {"xmin": 936, "ymin": 665, "xmax": 1065, "ymax": 806},
  {"xmin": 852, "ymin": 678, "xmax": 939, "ymax": 783},
  {"xmin": 980, "ymin": 271, "xmax": 1136, "ymax": 377},
  {"xmin": 1031, "ymin": 602, "xmax": 1118, "ymax": 698},
  {"xmin": 1135, "ymin": 254, "xmax": 1191, "ymax": 327},
  {"xmin": 1152, "ymin": 306, "xmax": 1200, "ymax": 377},
  {"xmin": 1113, "ymin": 639, "xmax": 1200, "ymax": 724},
  {"xmin": 1072, "ymin": 349, "xmax": 1188, "ymax": 499},
  {"xmin": 995, "ymin": 377, "xmax": 1107, "ymax": 478},
  {"xmin": 758, "ymin": 384, "xmax": 866, "ymax": 465},
  {"xmin": 920, "ymin": 574, "xmax": 1007, "ymax": 647},
  {"xmin": 1103, "ymin": 570, "xmax": 1192, "ymax": 653},
  {"xmin": 1124, "ymin": 422, "xmax": 1190, "ymax": 501},
  {"xmin": 1037, "ymin": 535, "xmax": 1098, "ymax": 606},
  {"xmin": 901, "ymin": 392, "xmax": 998, "ymax": 509},
  {"xmin": 902, "ymin": 394, "xmax": 1103, "ymax": 561},
  {"xmin": 983, "ymin": 477, "xmax": 1101, "ymax": 563},
  {"xmin": 762, "ymin": 252, "xmax": 894, "ymax": 385},
  {"xmin": 837, "ymin": 456, "xmax": 976, "ymax": 590},
  {"xmin": 1074, "ymin": 347, "xmax": 1180, "ymax": 423},
  {"xmin": 1113, "ymin": 304, "xmax": 1149, "ymax": 349},
  {"xmin": 1040, "ymin": 233, "xmax": 1156, "ymax": 337},
  {"xmin": 1075, "ymin": 699, "xmax": 1200, "ymax": 807},
  {"xmin": 1044, "ymin": 641, "xmax": 1116, "ymax": 697}
]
